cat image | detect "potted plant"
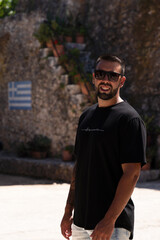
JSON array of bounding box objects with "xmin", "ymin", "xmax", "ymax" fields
[
  {"xmin": 59, "ymin": 48, "xmax": 80, "ymax": 74},
  {"xmin": 76, "ymin": 26, "xmax": 86, "ymax": 44},
  {"xmin": 58, "ymin": 48, "xmax": 93, "ymax": 96},
  {"xmin": 34, "ymin": 22, "xmax": 53, "ymax": 48},
  {"xmin": 34, "ymin": 18, "xmax": 65, "ymax": 56},
  {"xmin": 58, "ymin": 53, "xmax": 68, "ymax": 65},
  {"xmin": 52, "ymin": 40, "xmax": 64, "ymax": 57},
  {"xmin": 67, "ymin": 48, "xmax": 81, "ymax": 72},
  {"xmin": 51, "ymin": 18, "xmax": 65, "ymax": 41},
  {"xmin": 28, "ymin": 134, "xmax": 52, "ymax": 159},
  {"xmin": 62, "ymin": 145, "xmax": 74, "ymax": 162},
  {"xmin": 64, "ymin": 25, "xmax": 73, "ymax": 43}
]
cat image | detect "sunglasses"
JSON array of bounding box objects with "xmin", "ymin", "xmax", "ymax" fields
[{"xmin": 94, "ymin": 70, "xmax": 122, "ymax": 82}]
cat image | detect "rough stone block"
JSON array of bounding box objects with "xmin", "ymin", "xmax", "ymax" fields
[
  {"xmin": 54, "ymin": 66, "xmax": 65, "ymax": 76},
  {"xmin": 70, "ymin": 94, "xmax": 85, "ymax": 105},
  {"xmin": 138, "ymin": 170, "xmax": 160, "ymax": 182},
  {"xmin": 0, "ymin": 156, "xmax": 74, "ymax": 183},
  {"xmin": 48, "ymin": 56, "xmax": 59, "ymax": 67},
  {"xmin": 39, "ymin": 48, "xmax": 52, "ymax": 58},
  {"xmin": 60, "ymin": 74, "xmax": 69, "ymax": 85},
  {"xmin": 65, "ymin": 85, "xmax": 81, "ymax": 95}
]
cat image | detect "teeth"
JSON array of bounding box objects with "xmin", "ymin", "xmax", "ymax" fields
[{"xmin": 101, "ymin": 86, "xmax": 110, "ymax": 90}]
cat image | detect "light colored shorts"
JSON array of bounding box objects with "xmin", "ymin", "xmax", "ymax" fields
[{"xmin": 72, "ymin": 223, "xmax": 131, "ymax": 240}]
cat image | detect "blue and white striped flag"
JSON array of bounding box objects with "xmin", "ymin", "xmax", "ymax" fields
[{"xmin": 8, "ymin": 81, "xmax": 32, "ymax": 110}]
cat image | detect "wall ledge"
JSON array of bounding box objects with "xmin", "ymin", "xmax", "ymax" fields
[{"xmin": 0, "ymin": 154, "xmax": 159, "ymax": 183}]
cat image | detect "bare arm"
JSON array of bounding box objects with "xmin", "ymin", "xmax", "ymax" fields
[
  {"xmin": 61, "ymin": 162, "xmax": 77, "ymax": 239},
  {"xmin": 91, "ymin": 163, "xmax": 141, "ymax": 240}
]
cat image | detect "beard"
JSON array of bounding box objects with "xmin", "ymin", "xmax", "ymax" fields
[{"xmin": 95, "ymin": 83, "xmax": 120, "ymax": 100}]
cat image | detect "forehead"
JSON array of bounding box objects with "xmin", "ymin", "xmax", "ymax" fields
[{"xmin": 96, "ymin": 60, "xmax": 121, "ymax": 73}]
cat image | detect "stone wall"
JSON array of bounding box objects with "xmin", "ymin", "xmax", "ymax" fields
[
  {"xmin": 0, "ymin": 0, "xmax": 160, "ymax": 158},
  {"xmin": 80, "ymin": 0, "xmax": 160, "ymax": 119},
  {"xmin": 0, "ymin": 12, "xmax": 88, "ymax": 155}
]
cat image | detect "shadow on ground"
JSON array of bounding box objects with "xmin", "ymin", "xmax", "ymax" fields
[{"xmin": 0, "ymin": 174, "xmax": 160, "ymax": 191}]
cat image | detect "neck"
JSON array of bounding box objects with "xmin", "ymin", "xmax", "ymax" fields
[{"xmin": 98, "ymin": 96, "xmax": 123, "ymax": 108}]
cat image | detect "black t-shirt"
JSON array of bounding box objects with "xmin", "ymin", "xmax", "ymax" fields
[{"xmin": 73, "ymin": 101, "xmax": 146, "ymax": 239}]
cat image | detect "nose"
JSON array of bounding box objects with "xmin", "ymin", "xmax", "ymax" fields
[
  {"xmin": 103, "ymin": 74, "xmax": 109, "ymax": 81},
  {"xmin": 101, "ymin": 74, "xmax": 110, "ymax": 82}
]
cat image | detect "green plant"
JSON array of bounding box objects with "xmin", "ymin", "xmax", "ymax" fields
[
  {"xmin": 34, "ymin": 22, "xmax": 53, "ymax": 45},
  {"xmin": 0, "ymin": 0, "xmax": 18, "ymax": 18},
  {"xmin": 58, "ymin": 54, "xmax": 68, "ymax": 65},
  {"xmin": 68, "ymin": 66, "xmax": 79, "ymax": 78},
  {"xmin": 68, "ymin": 48, "xmax": 80, "ymax": 59},
  {"xmin": 73, "ymin": 73, "xmax": 81, "ymax": 83},
  {"xmin": 59, "ymin": 82, "xmax": 65, "ymax": 89},
  {"xmin": 64, "ymin": 145, "xmax": 74, "ymax": 154},
  {"xmin": 16, "ymin": 142, "xmax": 30, "ymax": 157},
  {"xmin": 67, "ymin": 49, "xmax": 83, "ymax": 75},
  {"xmin": 51, "ymin": 19, "xmax": 65, "ymax": 38},
  {"xmin": 59, "ymin": 48, "xmax": 80, "ymax": 66},
  {"xmin": 34, "ymin": 17, "xmax": 66, "ymax": 46},
  {"xmin": 59, "ymin": 48, "xmax": 94, "ymax": 101},
  {"xmin": 77, "ymin": 26, "xmax": 87, "ymax": 35},
  {"xmin": 64, "ymin": 24, "xmax": 74, "ymax": 36},
  {"xmin": 59, "ymin": 48, "xmax": 84, "ymax": 82},
  {"xmin": 28, "ymin": 134, "xmax": 51, "ymax": 152}
]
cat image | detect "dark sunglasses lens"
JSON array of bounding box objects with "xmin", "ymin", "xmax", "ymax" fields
[
  {"xmin": 109, "ymin": 72, "xmax": 120, "ymax": 82},
  {"xmin": 95, "ymin": 70, "xmax": 121, "ymax": 81},
  {"xmin": 95, "ymin": 70, "xmax": 105, "ymax": 80}
]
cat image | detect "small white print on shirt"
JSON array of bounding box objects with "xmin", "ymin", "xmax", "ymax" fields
[{"xmin": 81, "ymin": 128, "xmax": 104, "ymax": 132}]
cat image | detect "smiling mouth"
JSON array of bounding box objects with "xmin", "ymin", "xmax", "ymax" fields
[{"xmin": 99, "ymin": 85, "xmax": 111, "ymax": 92}]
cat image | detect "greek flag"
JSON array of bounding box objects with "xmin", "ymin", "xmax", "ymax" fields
[{"xmin": 8, "ymin": 81, "xmax": 32, "ymax": 110}]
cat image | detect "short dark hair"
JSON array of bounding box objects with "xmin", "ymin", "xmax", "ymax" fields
[{"xmin": 95, "ymin": 55, "xmax": 125, "ymax": 75}]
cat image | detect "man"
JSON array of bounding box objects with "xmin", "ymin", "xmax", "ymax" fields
[{"xmin": 61, "ymin": 55, "xmax": 146, "ymax": 240}]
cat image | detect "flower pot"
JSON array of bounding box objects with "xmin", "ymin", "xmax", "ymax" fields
[
  {"xmin": 73, "ymin": 74, "xmax": 81, "ymax": 83},
  {"xmin": 46, "ymin": 40, "xmax": 54, "ymax": 49},
  {"xmin": 31, "ymin": 151, "xmax": 47, "ymax": 159},
  {"xmin": 65, "ymin": 36, "xmax": 72, "ymax": 43},
  {"xmin": 76, "ymin": 34, "xmax": 84, "ymax": 44},
  {"xmin": 53, "ymin": 44, "xmax": 64, "ymax": 57},
  {"xmin": 62, "ymin": 150, "xmax": 73, "ymax": 162}
]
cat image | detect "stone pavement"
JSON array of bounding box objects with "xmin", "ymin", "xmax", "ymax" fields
[{"xmin": 0, "ymin": 174, "xmax": 160, "ymax": 240}]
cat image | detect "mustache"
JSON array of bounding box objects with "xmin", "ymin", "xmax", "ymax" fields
[{"xmin": 98, "ymin": 83, "xmax": 112, "ymax": 87}]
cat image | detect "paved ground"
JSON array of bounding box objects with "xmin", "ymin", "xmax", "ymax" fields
[{"xmin": 0, "ymin": 174, "xmax": 160, "ymax": 240}]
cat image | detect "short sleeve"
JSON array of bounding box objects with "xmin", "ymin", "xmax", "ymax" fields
[{"xmin": 119, "ymin": 118, "xmax": 147, "ymax": 166}]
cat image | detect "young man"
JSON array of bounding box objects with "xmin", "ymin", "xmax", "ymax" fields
[{"xmin": 61, "ymin": 55, "xmax": 146, "ymax": 240}]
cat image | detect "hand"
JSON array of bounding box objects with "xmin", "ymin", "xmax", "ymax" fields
[
  {"xmin": 90, "ymin": 218, "xmax": 115, "ymax": 240},
  {"xmin": 60, "ymin": 213, "xmax": 73, "ymax": 239}
]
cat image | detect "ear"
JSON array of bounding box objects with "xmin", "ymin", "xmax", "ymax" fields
[
  {"xmin": 92, "ymin": 72, "xmax": 95, "ymax": 84},
  {"xmin": 120, "ymin": 76, "xmax": 126, "ymax": 88}
]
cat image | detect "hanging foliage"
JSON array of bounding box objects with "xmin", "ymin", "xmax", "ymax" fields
[{"xmin": 0, "ymin": 0, "xmax": 18, "ymax": 18}]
